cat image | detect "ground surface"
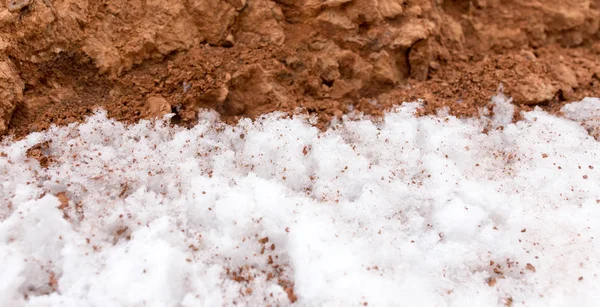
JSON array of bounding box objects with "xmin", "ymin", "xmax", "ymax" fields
[
  {"xmin": 1, "ymin": 97, "xmax": 600, "ymax": 306},
  {"xmin": 0, "ymin": 0, "xmax": 599, "ymax": 137},
  {"xmin": 1, "ymin": 1, "xmax": 600, "ymax": 306}
]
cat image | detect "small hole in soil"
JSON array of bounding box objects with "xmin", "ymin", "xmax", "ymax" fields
[
  {"xmin": 170, "ymin": 114, "xmax": 182, "ymax": 125},
  {"xmin": 322, "ymin": 79, "xmax": 334, "ymax": 87}
]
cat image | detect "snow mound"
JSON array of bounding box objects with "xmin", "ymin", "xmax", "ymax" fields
[
  {"xmin": 561, "ymin": 97, "xmax": 600, "ymax": 140},
  {"xmin": 2, "ymin": 98, "xmax": 600, "ymax": 306}
]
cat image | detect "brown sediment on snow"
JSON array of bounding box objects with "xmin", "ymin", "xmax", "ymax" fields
[{"xmin": 0, "ymin": 0, "xmax": 599, "ymax": 138}]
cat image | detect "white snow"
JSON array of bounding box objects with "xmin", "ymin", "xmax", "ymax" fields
[
  {"xmin": 561, "ymin": 98, "xmax": 600, "ymax": 140},
  {"xmin": 1, "ymin": 97, "xmax": 600, "ymax": 306}
]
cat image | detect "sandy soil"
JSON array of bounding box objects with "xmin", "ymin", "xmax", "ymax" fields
[{"xmin": 0, "ymin": 0, "xmax": 599, "ymax": 137}]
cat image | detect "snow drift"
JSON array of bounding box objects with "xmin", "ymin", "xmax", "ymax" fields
[{"xmin": 1, "ymin": 97, "xmax": 600, "ymax": 307}]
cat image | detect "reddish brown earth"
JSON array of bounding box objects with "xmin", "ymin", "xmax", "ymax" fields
[{"xmin": 0, "ymin": 0, "xmax": 599, "ymax": 138}]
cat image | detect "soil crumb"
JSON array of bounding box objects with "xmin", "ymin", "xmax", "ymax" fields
[
  {"xmin": 25, "ymin": 141, "xmax": 53, "ymax": 168},
  {"xmin": 0, "ymin": 0, "xmax": 599, "ymax": 137}
]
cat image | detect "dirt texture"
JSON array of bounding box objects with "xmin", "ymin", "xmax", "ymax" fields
[{"xmin": 0, "ymin": 0, "xmax": 599, "ymax": 137}]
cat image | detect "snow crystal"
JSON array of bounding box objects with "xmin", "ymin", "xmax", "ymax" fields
[{"xmin": 1, "ymin": 97, "xmax": 600, "ymax": 306}]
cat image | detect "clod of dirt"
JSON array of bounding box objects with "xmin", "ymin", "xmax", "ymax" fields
[
  {"xmin": 371, "ymin": 51, "xmax": 401, "ymax": 85},
  {"xmin": 377, "ymin": 0, "xmax": 404, "ymax": 19},
  {"xmin": 0, "ymin": 60, "xmax": 23, "ymax": 133},
  {"xmin": 391, "ymin": 21, "xmax": 435, "ymax": 50},
  {"xmin": 234, "ymin": 0, "xmax": 285, "ymax": 46},
  {"xmin": 511, "ymin": 75, "xmax": 556, "ymax": 105},
  {"xmin": 222, "ymin": 64, "xmax": 284, "ymax": 117},
  {"xmin": 6, "ymin": 0, "xmax": 30, "ymax": 13},
  {"xmin": 552, "ymin": 63, "xmax": 579, "ymax": 100},
  {"xmin": 26, "ymin": 141, "xmax": 53, "ymax": 168},
  {"xmin": 144, "ymin": 96, "xmax": 171, "ymax": 119}
]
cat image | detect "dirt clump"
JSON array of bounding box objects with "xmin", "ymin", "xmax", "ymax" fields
[
  {"xmin": 0, "ymin": 0, "xmax": 599, "ymax": 137},
  {"xmin": 25, "ymin": 140, "xmax": 53, "ymax": 168},
  {"xmin": 0, "ymin": 59, "xmax": 23, "ymax": 133}
]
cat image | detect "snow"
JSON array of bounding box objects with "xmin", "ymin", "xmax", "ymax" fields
[
  {"xmin": 561, "ymin": 97, "xmax": 600, "ymax": 121},
  {"xmin": 1, "ymin": 97, "xmax": 600, "ymax": 306}
]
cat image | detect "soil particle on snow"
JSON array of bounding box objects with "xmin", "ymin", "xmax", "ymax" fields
[
  {"xmin": 0, "ymin": 0, "xmax": 599, "ymax": 137},
  {"xmin": 25, "ymin": 141, "xmax": 53, "ymax": 168}
]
